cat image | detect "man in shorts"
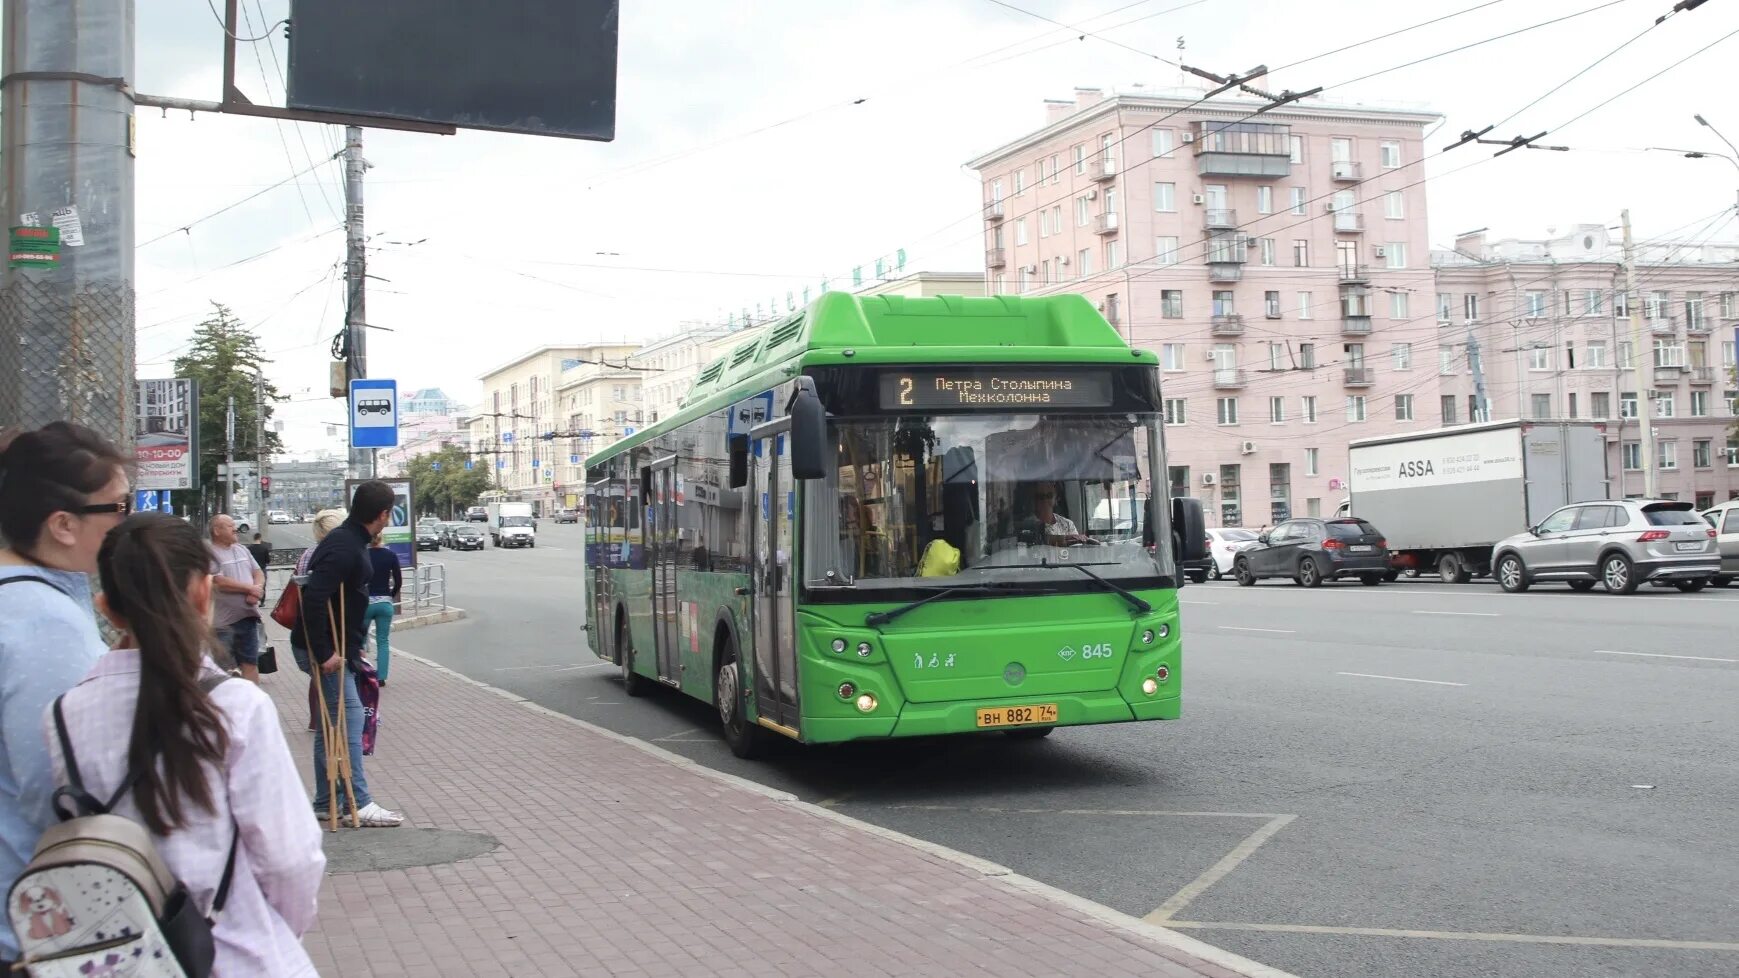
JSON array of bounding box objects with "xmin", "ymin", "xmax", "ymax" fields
[{"xmin": 208, "ymin": 514, "xmax": 267, "ymax": 681}]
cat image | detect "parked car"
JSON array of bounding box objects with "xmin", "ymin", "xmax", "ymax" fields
[
  {"xmin": 1700, "ymin": 500, "xmax": 1739, "ymax": 587},
  {"xmin": 450, "ymin": 525, "xmax": 486, "ymax": 551},
  {"xmin": 439, "ymin": 522, "xmax": 465, "ymax": 547},
  {"xmin": 415, "ymin": 523, "xmax": 442, "ymax": 551},
  {"xmin": 1491, "ymin": 499, "xmax": 1720, "ymax": 594},
  {"xmin": 1206, "ymin": 527, "xmax": 1260, "ymax": 580},
  {"xmin": 554, "ymin": 509, "xmax": 580, "ymax": 524},
  {"xmin": 1234, "ymin": 518, "xmax": 1391, "ymax": 587},
  {"xmin": 466, "ymin": 506, "xmax": 488, "ymax": 522}
]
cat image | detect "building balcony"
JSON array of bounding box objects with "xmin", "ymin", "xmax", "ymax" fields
[
  {"xmin": 1094, "ymin": 212, "xmax": 1120, "ymax": 235},
  {"xmin": 1648, "ymin": 317, "xmax": 1676, "ymax": 333},
  {"xmin": 1652, "ymin": 364, "xmax": 1685, "ymax": 385},
  {"xmin": 1689, "ymin": 366, "xmax": 1716, "ymax": 384},
  {"xmin": 1344, "ymin": 367, "xmax": 1375, "ymax": 387},
  {"xmin": 984, "ymin": 199, "xmax": 1005, "ymax": 221},
  {"xmin": 1332, "ymin": 210, "xmax": 1365, "ymax": 233},
  {"xmin": 1211, "ymin": 313, "xmax": 1246, "ymax": 335},
  {"xmin": 1342, "ymin": 315, "xmax": 1373, "ymax": 336},
  {"xmin": 985, "ymin": 247, "xmax": 1006, "ymax": 269},
  {"xmin": 1091, "ymin": 158, "xmax": 1117, "ymax": 182},
  {"xmin": 1331, "ymin": 160, "xmax": 1363, "ymax": 182},
  {"xmin": 1337, "ymin": 263, "xmax": 1371, "ymax": 284},
  {"xmin": 1212, "ymin": 368, "xmax": 1248, "ymax": 389},
  {"xmin": 1685, "ymin": 318, "xmax": 1712, "ymax": 334},
  {"xmin": 1204, "ymin": 208, "xmax": 1238, "ymax": 229},
  {"xmin": 1208, "ymin": 262, "xmax": 1244, "ymax": 283}
]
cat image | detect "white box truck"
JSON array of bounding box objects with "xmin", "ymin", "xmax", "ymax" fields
[
  {"xmin": 1345, "ymin": 419, "xmax": 1610, "ymax": 583},
  {"xmin": 486, "ymin": 501, "xmax": 537, "ymax": 548}
]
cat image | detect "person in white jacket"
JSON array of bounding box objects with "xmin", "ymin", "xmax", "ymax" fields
[{"xmin": 47, "ymin": 512, "xmax": 326, "ymax": 976}]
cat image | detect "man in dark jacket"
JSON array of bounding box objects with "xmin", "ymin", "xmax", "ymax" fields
[{"xmin": 298, "ymin": 480, "xmax": 403, "ymax": 826}]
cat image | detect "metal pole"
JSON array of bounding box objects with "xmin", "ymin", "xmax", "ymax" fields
[
  {"xmin": 224, "ymin": 394, "xmax": 236, "ymax": 517},
  {"xmin": 0, "ymin": 0, "xmax": 136, "ymax": 442},
  {"xmin": 344, "ymin": 125, "xmax": 373, "ymax": 480},
  {"xmin": 255, "ymin": 368, "xmax": 268, "ymax": 521},
  {"xmin": 1621, "ymin": 209, "xmax": 1657, "ymax": 498}
]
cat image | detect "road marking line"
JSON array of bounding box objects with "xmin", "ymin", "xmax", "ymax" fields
[
  {"xmin": 1412, "ymin": 611, "xmax": 1500, "ymax": 617},
  {"xmin": 650, "ymin": 727, "xmax": 704, "ymax": 742},
  {"xmin": 1592, "ymin": 649, "xmax": 1739, "ymax": 664},
  {"xmin": 885, "ymin": 805, "xmax": 1285, "ymax": 818},
  {"xmin": 1161, "ymin": 921, "xmax": 1739, "ymax": 952},
  {"xmin": 1336, "ymin": 672, "xmax": 1466, "ymax": 687},
  {"xmin": 555, "ymin": 662, "xmax": 615, "ymax": 672},
  {"xmin": 1145, "ymin": 814, "xmax": 1296, "ymax": 922},
  {"xmin": 1218, "ymin": 626, "xmax": 1296, "ymax": 634}
]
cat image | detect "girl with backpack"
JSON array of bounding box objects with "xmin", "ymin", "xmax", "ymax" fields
[
  {"xmin": 43, "ymin": 513, "xmax": 324, "ymax": 976},
  {"xmin": 0, "ymin": 422, "xmax": 130, "ymax": 969}
]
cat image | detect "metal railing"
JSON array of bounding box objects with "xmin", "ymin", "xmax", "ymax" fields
[{"xmin": 405, "ymin": 562, "xmax": 449, "ymax": 615}]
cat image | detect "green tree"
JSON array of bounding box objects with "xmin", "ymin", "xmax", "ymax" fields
[
  {"xmin": 404, "ymin": 444, "xmax": 493, "ymax": 519},
  {"xmin": 169, "ymin": 304, "xmax": 284, "ymax": 520}
]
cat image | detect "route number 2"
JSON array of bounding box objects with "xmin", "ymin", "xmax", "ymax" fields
[{"xmin": 898, "ymin": 376, "xmax": 913, "ymax": 405}]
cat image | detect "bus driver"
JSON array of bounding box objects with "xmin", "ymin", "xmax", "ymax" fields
[{"xmin": 1025, "ymin": 481, "xmax": 1095, "ymax": 546}]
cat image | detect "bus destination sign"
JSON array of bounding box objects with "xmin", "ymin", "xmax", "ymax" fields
[{"xmin": 879, "ymin": 368, "xmax": 1113, "ymax": 410}]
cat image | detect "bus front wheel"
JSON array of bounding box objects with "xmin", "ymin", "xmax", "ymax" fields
[
  {"xmin": 617, "ymin": 615, "xmax": 647, "ymax": 698},
  {"xmin": 716, "ymin": 634, "xmax": 764, "ymax": 759}
]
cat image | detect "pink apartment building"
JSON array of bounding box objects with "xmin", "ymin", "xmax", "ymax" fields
[
  {"xmin": 1434, "ymin": 224, "xmax": 1739, "ymax": 508},
  {"xmin": 970, "ymin": 87, "xmax": 1441, "ymax": 527}
]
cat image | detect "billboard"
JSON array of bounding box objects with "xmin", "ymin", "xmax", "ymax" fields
[
  {"xmin": 347, "ymin": 477, "xmax": 417, "ymax": 570},
  {"xmin": 286, "ymin": 0, "xmax": 619, "ymax": 141},
  {"xmin": 133, "ymin": 378, "xmax": 200, "ymax": 490}
]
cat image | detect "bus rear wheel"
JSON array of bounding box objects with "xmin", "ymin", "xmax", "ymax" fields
[{"xmin": 716, "ymin": 637, "xmax": 764, "ymax": 759}]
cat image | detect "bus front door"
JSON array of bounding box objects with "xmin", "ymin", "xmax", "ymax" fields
[
  {"xmin": 651, "ymin": 458, "xmax": 680, "ymax": 684},
  {"xmin": 750, "ymin": 426, "xmax": 799, "ymax": 735}
]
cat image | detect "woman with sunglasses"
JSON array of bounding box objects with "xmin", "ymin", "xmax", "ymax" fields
[{"xmin": 0, "ymin": 422, "xmax": 131, "ymax": 968}]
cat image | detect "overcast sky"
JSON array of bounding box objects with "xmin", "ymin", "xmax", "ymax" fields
[{"xmin": 116, "ymin": 0, "xmax": 1739, "ymax": 455}]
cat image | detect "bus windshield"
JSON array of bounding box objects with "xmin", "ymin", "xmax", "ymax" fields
[{"xmin": 805, "ymin": 412, "xmax": 1169, "ymax": 591}]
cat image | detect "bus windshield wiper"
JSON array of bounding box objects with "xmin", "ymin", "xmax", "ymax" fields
[
  {"xmin": 864, "ymin": 586, "xmax": 1005, "ymax": 628},
  {"xmin": 1061, "ymin": 563, "xmax": 1152, "ymax": 615}
]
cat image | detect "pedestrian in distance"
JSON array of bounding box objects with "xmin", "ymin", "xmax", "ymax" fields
[
  {"xmin": 363, "ymin": 534, "xmax": 401, "ymax": 686},
  {"xmin": 49, "ymin": 512, "xmax": 325, "ymax": 976},
  {"xmin": 0, "ymin": 421, "xmax": 130, "ymax": 970},
  {"xmin": 298, "ymin": 485, "xmax": 404, "ymax": 827},
  {"xmin": 208, "ymin": 515, "xmax": 267, "ymax": 683},
  {"xmin": 247, "ymin": 532, "xmax": 273, "ymax": 573}
]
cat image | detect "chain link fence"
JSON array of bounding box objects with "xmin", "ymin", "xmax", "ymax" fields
[{"xmin": 0, "ymin": 277, "xmax": 134, "ymax": 447}]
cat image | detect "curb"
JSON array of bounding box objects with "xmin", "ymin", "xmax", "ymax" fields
[
  {"xmin": 391, "ymin": 607, "xmax": 468, "ymax": 631},
  {"xmin": 390, "ymin": 647, "xmax": 1301, "ymax": 978}
]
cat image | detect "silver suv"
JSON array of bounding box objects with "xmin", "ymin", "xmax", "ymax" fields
[{"xmin": 1491, "ymin": 499, "xmax": 1719, "ymax": 594}]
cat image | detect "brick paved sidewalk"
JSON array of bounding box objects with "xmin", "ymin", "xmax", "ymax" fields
[{"xmin": 261, "ymin": 651, "xmax": 1294, "ymax": 978}]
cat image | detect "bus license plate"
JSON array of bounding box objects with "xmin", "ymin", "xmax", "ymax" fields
[{"xmin": 976, "ymin": 704, "xmax": 1059, "ymax": 728}]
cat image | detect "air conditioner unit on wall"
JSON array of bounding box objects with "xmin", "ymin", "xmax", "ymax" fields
[
  {"xmin": 1373, "ymin": 246, "xmax": 1387, "ymax": 258},
  {"xmin": 1192, "ymin": 193, "xmax": 1206, "ymax": 205},
  {"xmin": 1240, "ymin": 441, "xmax": 1257, "ymax": 455},
  {"xmin": 1058, "ymin": 255, "xmax": 1070, "ymax": 265},
  {"xmin": 1182, "ymin": 131, "xmax": 1196, "ymax": 143},
  {"xmin": 1201, "ymin": 472, "xmax": 1217, "ymax": 486},
  {"xmin": 1084, "ymin": 188, "xmax": 1098, "ymax": 200},
  {"xmin": 1205, "ymin": 351, "xmax": 1219, "ymax": 361}
]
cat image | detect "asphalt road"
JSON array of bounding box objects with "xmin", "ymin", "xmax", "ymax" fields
[{"xmin": 393, "ymin": 523, "xmax": 1739, "ymax": 978}]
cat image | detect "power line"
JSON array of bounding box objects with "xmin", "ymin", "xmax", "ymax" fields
[
  {"xmin": 976, "ymin": 0, "xmax": 1185, "ymax": 66},
  {"xmin": 137, "ymin": 150, "xmax": 343, "ymax": 247},
  {"xmin": 203, "ymin": 0, "xmax": 284, "ymax": 41}
]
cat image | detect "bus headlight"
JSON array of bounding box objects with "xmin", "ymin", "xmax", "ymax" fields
[
  {"xmin": 1156, "ymin": 622, "xmax": 1170, "ymax": 640},
  {"xmin": 1140, "ymin": 629, "xmax": 1155, "ymax": 645},
  {"xmin": 856, "ymin": 641, "xmax": 873, "ymax": 657},
  {"xmin": 1141, "ymin": 678, "xmax": 1159, "ymax": 696},
  {"xmin": 856, "ymin": 693, "xmax": 878, "ymax": 713},
  {"xmin": 830, "ymin": 638, "xmax": 847, "ymax": 654}
]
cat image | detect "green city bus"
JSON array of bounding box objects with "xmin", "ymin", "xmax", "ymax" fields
[{"xmin": 583, "ymin": 292, "xmax": 1205, "ymax": 757}]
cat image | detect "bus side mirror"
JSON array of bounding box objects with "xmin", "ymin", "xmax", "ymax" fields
[
  {"xmin": 728, "ymin": 435, "xmax": 749, "ymax": 488},
  {"xmin": 788, "ymin": 380, "xmax": 828, "ymax": 481},
  {"xmin": 1172, "ymin": 497, "xmax": 1207, "ymax": 561}
]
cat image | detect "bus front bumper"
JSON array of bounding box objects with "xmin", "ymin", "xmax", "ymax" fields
[{"xmin": 800, "ymin": 689, "xmax": 1179, "ymax": 743}]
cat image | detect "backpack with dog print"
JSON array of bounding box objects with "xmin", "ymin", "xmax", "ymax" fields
[{"xmin": 7, "ymin": 675, "xmax": 236, "ymax": 978}]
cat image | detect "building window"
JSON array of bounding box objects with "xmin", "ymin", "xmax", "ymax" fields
[
  {"xmin": 1392, "ymin": 343, "xmax": 1412, "ymax": 370},
  {"xmin": 1305, "ymin": 448, "xmax": 1319, "ymax": 477},
  {"xmin": 1654, "ymin": 340, "xmax": 1684, "ymax": 368},
  {"xmin": 1164, "ymin": 398, "xmax": 1187, "ymax": 426},
  {"xmin": 1465, "ymin": 293, "xmax": 1480, "ymax": 320},
  {"xmin": 1692, "ymin": 390, "xmax": 1710, "ymax": 416},
  {"xmin": 1441, "ymin": 395, "xmax": 1458, "ymax": 425},
  {"xmin": 1154, "ymin": 181, "xmax": 1177, "ymax": 212},
  {"xmin": 1161, "ymin": 343, "xmax": 1185, "ymax": 371},
  {"xmin": 1436, "ymin": 292, "xmax": 1453, "ymax": 321},
  {"xmin": 1156, "ymin": 236, "xmax": 1180, "ymax": 265},
  {"xmin": 1529, "ymin": 346, "xmax": 1551, "ymax": 371},
  {"xmin": 1152, "ymin": 129, "xmax": 1174, "ymax": 158},
  {"xmin": 1265, "ymin": 291, "xmax": 1282, "ymax": 319},
  {"xmin": 1292, "ymin": 239, "xmax": 1309, "ymax": 267},
  {"xmin": 1614, "ymin": 291, "xmax": 1630, "ymax": 319},
  {"xmin": 1015, "ymin": 219, "xmax": 1028, "ymax": 245},
  {"xmin": 1384, "ymin": 192, "xmax": 1404, "ymax": 219},
  {"xmin": 1019, "ymin": 267, "xmax": 1031, "ymax": 292},
  {"xmin": 1694, "ymin": 439, "xmax": 1713, "ymax": 468},
  {"xmin": 1721, "ymin": 292, "xmax": 1738, "ymax": 319},
  {"xmin": 1259, "ymin": 238, "xmax": 1277, "ymax": 266},
  {"xmin": 1621, "ymin": 442, "xmax": 1641, "ymax": 470},
  {"xmin": 1655, "ymin": 392, "xmax": 1675, "ymax": 418},
  {"xmin": 1073, "ymin": 143, "xmax": 1086, "ymax": 174},
  {"xmin": 1380, "ymin": 140, "xmax": 1401, "ymax": 168},
  {"xmin": 1729, "ymin": 435, "xmax": 1739, "ymax": 465},
  {"xmin": 1530, "ymin": 393, "xmax": 1551, "ymax": 419},
  {"xmin": 1212, "ymin": 291, "xmax": 1235, "ymax": 316},
  {"xmin": 1585, "ymin": 289, "xmax": 1605, "ymax": 316},
  {"xmin": 1395, "ymin": 394, "xmax": 1414, "ymax": 421},
  {"xmin": 1270, "ymin": 463, "xmax": 1292, "ymax": 523},
  {"xmin": 1686, "ymin": 292, "xmax": 1706, "ymax": 329},
  {"xmin": 1161, "ymin": 290, "xmax": 1184, "ymax": 318},
  {"xmin": 1525, "ymin": 291, "xmax": 1546, "ymax": 318},
  {"xmin": 1590, "ymin": 391, "xmax": 1611, "ymax": 419},
  {"xmin": 1725, "ymin": 341, "xmax": 1737, "ymax": 366},
  {"xmin": 1658, "ymin": 441, "xmax": 1678, "ymax": 470},
  {"xmin": 1268, "ymin": 342, "xmax": 1288, "ymax": 371},
  {"xmin": 1439, "ymin": 347, "xmax": 1456, "ymax": 375},
  {"xmin": 1385, "ymin": 243, "xmax": 1407, "ymax": 268},
  {"xmin": 1217, "ymin": 397, "xmax": 1240, "ymax": 425},
  {"xmin": 1289, "ymin": 135, "xmax": 1304, "ymax": 164},
  {"xmin": 1076, "ymin": 196, "xmax": 1091, "ymax": 227},
  {"xmin": 1106, "ymin": 239, "xmax": 1122, "ymax": 268},
  {"xmin": 1014, "ymin": 169, "xmax": 1026, "ymax": 195},
  {"xmin": 1346, "ymin": 396, "xmax": 1367, "ymax": 422},
  {"xmin": 1586, "ymin": 340, "xmax": 1608, "ymax": 368},
  {"xmin": 1220, "ymin": 464, "xmax": 1242, "ymax": 526},
  {"xmin": 1299, "ymin": 343, "xmax": 1316, "ymax": 369},
  {"xmin": 1298, "ymin": 291, "xmax": 1313, "ymax": 319},
  {"xmin": 1391, "ymin": 292, "xmax": 1409, "ymax": 320},
  {"xmin": 1270, "ymin": 396, "xmax": 1286, "ymax": 423},
  {"xmin": 1302, "ymin": 395, "xmax": 1318, "ymax": 423},
  {"xmin": 1620, "ymin": 392, "xmax": 1638, "ymax": 419},
  {"xmin": 1078, "ymin": 247, "xmax": 1093, "ymax": 276},
  {"xmin": 1646, "ymin": 290, "xmax": 1668, "ymax": 319},
  {"xmin": 1256, "ymin": 186, "xmax": 1273, "ymax": 214},
  {"xmin": 1049, "ymin": 154, "xmax": 1061, "ymax": 184},
  {"xmin": 1567, "ymin": 392, "xmax": 1578, "ymax": 417},
  {"xmin": 1290, "ymin": 187, "xmax": 1307, "ymax": 215}
]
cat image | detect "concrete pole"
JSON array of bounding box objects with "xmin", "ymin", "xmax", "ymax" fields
[
  {"xmin": 0, "ymin": 0, "xmax": 135, "ymax": 443},
  {"xmin": 343, "ymin": 125, "xmax": 374, "ymax": 480},
  {"xmin": 224, "ymin": 394, "xmax": 236, "ymax": 517},
  {"xmin": 1621, "ymin": 209, "xmax": 1658, "ymax": 498}
]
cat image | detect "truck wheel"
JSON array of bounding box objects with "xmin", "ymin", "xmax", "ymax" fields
[
  {"xmin": 1496, "ymin": 554, "xmax": 1530, "ymax": 593},
  {"xmin": 1297, "ymin": 558, "xmax": 1322, "ymax": 588},
  {"xmin": 1437, "ymin": 552, "xmax": 1471, "ymax": 584},
  {"xmin": 1600, "ymin": 553, "xmax": 1638, "ymax": 595}
]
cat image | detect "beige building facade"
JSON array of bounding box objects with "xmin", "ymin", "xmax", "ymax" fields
[{"xmin": 476, "ymin": 344, "xmax": 638, "ymax": 514}]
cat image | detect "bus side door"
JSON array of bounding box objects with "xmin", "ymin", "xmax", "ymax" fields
[{"xmin": 750, "ymin": 424, "xmax": 799, "ymax": 735}]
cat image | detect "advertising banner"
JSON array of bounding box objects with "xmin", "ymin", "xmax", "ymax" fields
[
  {"xmin": 347, "ymin": 477, "xmax": 417, "ymax": 569},
  {"xmin": 134, "ymin": 378, "xmax": 200, "ymax": 490}
]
